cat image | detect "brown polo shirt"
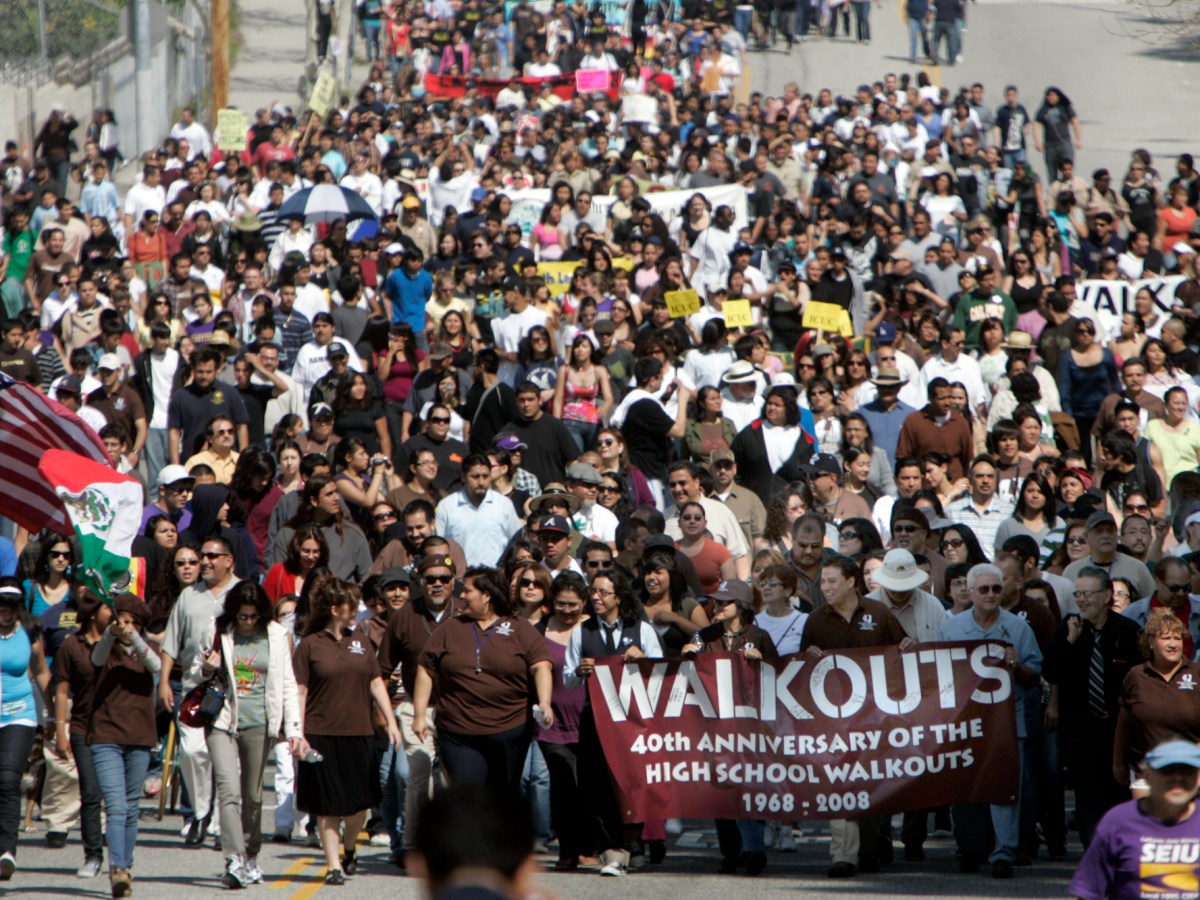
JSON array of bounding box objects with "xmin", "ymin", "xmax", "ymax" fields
[
  {"xmin": 800, "ymin": 597, "xmax": 905, "ymax": 652},
  {"xmin": 86, "ymin": 646, "xmax": 157, "ymax": 747},
  {"xmin": 418, "ymin": 615, "xmax": 551, "ymax": 736},
  {"xmin": 1119, "ymin": 660, "xmax": 1200, "ymax": 767},
  {"xmin": 367, "ymin": 538, "xmax": 468, "ymax": 579},
  {"xmin": 377, "ymin": 597, "xmax": 453, "ymax": 698},
  {"xmin": 87, "ymin": 384, "xmax": 146, "ymax": 442},
  {"xmin": 293, "ymin": 624, "xmax": 382, "ymax": 736},
  {"xmin": 51, "ymin": 633, "xmax": 97, "ymax": 736}
]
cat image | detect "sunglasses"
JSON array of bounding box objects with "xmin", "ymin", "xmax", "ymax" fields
[
  {"xmin": 974, "ymin": 585, "xmax": 1003, "ymax": 595},
  {"xmin": 176, "ymin": 558, "xmax": 200, "ymax": 567},
  {"xmin": 518, "ymin": 577, "xmax": 542, "ymax": 588},
  {"xmin": 236, "ymin": 613, "xmax": 261, "ymax": 622},
  {"xmin": 200, "ymin": 551, "xmax": 230, "ymax": 560},
  {"xmin": 423, "ymin": 574, "xmax": 453, "ymax": 585},
  {"xmin": 680, "ymin": 514, "xmax": 705, "ymax": 522},
  {"xmin": 586, "ymin": 560, "xmax": 613, "ymax": 569},
  {"xmin": 429, "ymin": 417, "xmax": 451, "ymax": 425},
  {"xmin": 941, "ymin": 538, "xmax": 965, "ymax": 549},
  {"xmin": 374, "ymin": 511, "xmax": 397, "ymax": 522},
  {"xmin": 892, "ymin": 524, "xmax": 922, "ymax": 534},
  {"xmin": 48, "ymin": 550, "xmax": 71, "ymax": 559},
  {"xmin": 1065, "ymin": 536, "xmax": 1088, "ymax": 545}
]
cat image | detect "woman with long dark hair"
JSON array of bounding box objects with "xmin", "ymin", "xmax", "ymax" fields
[
  {"xmin": 294, "ymin": 580, "xmax": 400, "ymax": 885},
  {"xmin": 837, "ymin": 518, "xmax": 885, "ymax": 561},
  {"xmin": 263, "ymin": 525, "xmax": 329, "ymax": 604},
  {"xmin": 24, "ymin": 534, "xmax": 74, "ymax": 617},
  {"xmin": 333, "ymin": 372, "xmax": 390, "ymax": 458},
  {"xmin": 994, "ymin": 472, "xmax": 1063, "ymax": 554},
  {"xmin": 229, "ymin": 446, "xmax": 283, "ymax": 574},
  {"xmin": 684, "ymin": 385, "xmax": 738, "ymax": 463},
  {"xmin": 639, "ymin": 552, "xmax": 709, "ymax": 657},
  {"xmin": 730, "ymin": 385, "xmax": 815, "ymax": 504},
  {"xmin": 553, "ymin": 332, "xmax": 613, "ymax": 454},
  {"xmin": 333, "ymin": 437, "xmax": 401, "ymax": 531},
  {"xmin": 203, "ymin": 581, "xmax": 302, "ymax": 888},
  {"xmin": 565, "ymin": 569, "xmax": 663, "ymax": 877},
  {"xmin": 269, "ymin": 474, "xmax": 372, "ymax": 582}
]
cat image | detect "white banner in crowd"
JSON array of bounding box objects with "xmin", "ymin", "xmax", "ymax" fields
[
  {"xmin": 1080, "ymin": 276, "xmax": 1187, "ymax": 338},
  {"xmin": 501, "ymin": 183, "xmax": 750, "ymax": 240}
]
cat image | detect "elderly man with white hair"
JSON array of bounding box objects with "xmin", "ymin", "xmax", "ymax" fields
[{"xmin": 936, "ymin": 562, "xmax": 1042, "ymax": 880}]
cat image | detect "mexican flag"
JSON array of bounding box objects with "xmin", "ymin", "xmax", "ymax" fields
[{"xmin": 38, "ymin": 450, "xmax": 144, "ymax": 604}]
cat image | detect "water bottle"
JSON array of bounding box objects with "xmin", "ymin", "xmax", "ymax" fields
[
  {"xmin": 532, "ymin": 704, "xmax": 550, "ymax": 729},
  {"xmin": 302, "ymin": 748, "xmax": 324, "ymax": 763}
]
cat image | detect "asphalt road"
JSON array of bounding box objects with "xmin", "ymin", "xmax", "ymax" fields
[
  {"xmin": 11, "ymin": 793, "xmax": 1079, "ymax": 898},
  {"xmin": 749, "ymin": 0, "xmax": 1200, "ymax": 180}
]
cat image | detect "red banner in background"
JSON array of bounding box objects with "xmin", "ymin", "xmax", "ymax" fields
[
  {"xmin": 423, "ymin": 72, "xmax": 622, "ymax": 103},
  {"xmin": 587, "ymin": 642, "xmax": 1019, "ymax": 822}
]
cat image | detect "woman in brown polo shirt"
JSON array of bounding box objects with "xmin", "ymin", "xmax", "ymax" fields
[
  {"xmin": 1114, "ymin": 607, "xmax": 1200, "ymax": 791},
  {"xmin": 412, "ymin": 566, "xmax": 553, "ymax": 789},
  {"xmin": 293, "ymin": 580, "xmax": 400, "ymax": 886},
  {"xmin": 87, "ymin": 594, "xmax": 160, "ymax": 899}
]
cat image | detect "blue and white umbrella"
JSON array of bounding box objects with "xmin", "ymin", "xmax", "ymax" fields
[{"xmin": 277, "ymin": 184, "xmax": 378, "ymax": 225}]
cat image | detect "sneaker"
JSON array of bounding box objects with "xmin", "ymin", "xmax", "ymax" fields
[
  {"xmin": 598, "ymin": 850, "xmax": 626, "ymax": 877},
  {"xmin": 143, "ymin": 775, "xmax": 161, "ymax": 797},
  {"xmin": 243, "ymin": 857, "xmax": 263, "ymax": 885},
  {"xmin": 46, "ymin": 831, "xmax": 68, "ymax": 849},
  {"xmin": 220, "ymin": 856, "xmax": 245, "ymax": 889},
  {"xmin": 0, "ymin": 852, "xmax": 14, "ymax": 880},
  {"xmin": 777, "ymin": 826, "xmax": 798, "ymax": 852},
  {"xmin": 324, "ymin": 869, "xmax": 345, "ymax": 886},
  {"xmin": 369, "ymin": 833, "xmax": 390, "ymax": 847},
  {"xmin": 77, "ymin": 857, "xmax": 104, "ymax": 878}
]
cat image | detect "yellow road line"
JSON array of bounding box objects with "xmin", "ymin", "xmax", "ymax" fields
[
  {"xmin": 923, "ymin": 64, "xmax": 943, "ymax": 88},
  {"xmin": 271, "ymin": 856, "xmax": 318, "ymax": 890},
  {"xmin": 289, "ymin": 872, "xmax": 330, "ymax": 900}
]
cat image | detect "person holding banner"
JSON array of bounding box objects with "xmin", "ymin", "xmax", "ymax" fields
[
  {"xmin": 936, "ymin": 563, "xmax": 1042, "ymax": 879},
  {"xmin": 802, "ymin": 555, "xmax": 906, "ymax": 877},
  {"xmin": 682, "ymin": 580, "xmax": 778, "ymax": 876},
  {"xmin": 564, "ymin": 569, "xmax": 663, "ymax": 878}
]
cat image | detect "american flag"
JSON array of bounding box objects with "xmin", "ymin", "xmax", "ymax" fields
[{"xmin": 0, "ymin": 372, "xmax": 110, "ymax": 535}]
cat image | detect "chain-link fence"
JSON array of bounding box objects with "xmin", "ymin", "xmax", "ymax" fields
[{"xmin": 0, "ymin": 0, "xmax": 210, "ymax": 164}]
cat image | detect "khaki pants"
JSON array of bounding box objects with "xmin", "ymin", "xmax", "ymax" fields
[
  {"xmin": 178, "ymin": 719, "xmax": 213, "ymax": 822},
  {"xmin": 208, "ymin": 726, "xmax": 271, "ymax": 860},
  {"xmin": 396, "ymin": 701, "xmax": 438, "ymax": 852},
  {"xmin": 42, "ymin": 726, "xmax": 80, "ymax": 834},
  {"xmin": 829, "ymin": 819, "xmax": 859, "ymax": 865}
]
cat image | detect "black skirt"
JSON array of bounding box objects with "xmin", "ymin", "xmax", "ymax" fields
[{"xmin": 296, "ymin": 733, "xmax": 381, "ymax": 817}]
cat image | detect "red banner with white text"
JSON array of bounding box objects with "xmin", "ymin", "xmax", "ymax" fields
[
  {"xmin": 587, "ymin": 642, "xmax": 1019, "ymax": 822},
  {"xmin": 423, "ymin": 72, "xmax": 622, "ymax": 103}
]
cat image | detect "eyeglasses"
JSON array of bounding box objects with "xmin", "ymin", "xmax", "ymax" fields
[
  {"xmin": 236, "ymin": 613, "xmax": 261, "ymax": 622},
  {"xmin": 586, "ymin": 560, "xmax": 613, "ymax": 570},
  {"xmin": 1163, "ymin": 582, "xmax": 1191, "ymax": 594},
  {"xmin": 1072, "ymin": 589, "xmax": 1108, "ymax": 601},
  {"xmin": 518, "ymin": 578, "xmax": 542, "ymax": 588},
  {"xmin": 1065, "ymin": 536, "xmax": 1088, "ymax": 545},
  {"xmin": 48, "ymin": 550, "xmax": 71, "ymax": 559},
  {"xmin": 176, "ymin": 558, "xmax": 200, "ymax": 567},
  {"xmin": 848, "ymin": 360, "xmax": 867, "ymax": 367},
  {"xmin": 374, "ymin": 511, "xmax": 397, "ymax": 522},
  {"xmin": 680, "ymin": 514, "xmax": 704, "ymax": 522},
  {"xmin": 423, "ymin": 574, "xmax": 453, "ymax": 585},
  {"xmin": 1125, "ymin": 503, "xmax": 1150, "ymax": 513},
  {"xmin": 212, "ymin": 428, "xmax": 235, "ymax": 437},
  {"xmin": 760, "ymin": 580, "xmax": 782, "ymax": 590},
  {"xmin": 200, "ymin": 551, "xmax": 231, "ymax": 560},
  {"xmin": 974, "ymin": 584, "xmax": 1003, "ymax": 595},
  {"xmin": 942, "ymin": 537, "xmax": 965, "ymax": 549},
  {"xmin": 590, "ymin": 588, "xmax": 616, "ymax": 598},
  {"xmin": 838, "ymin": 531, "xmax": 859, "ymax": 541}
]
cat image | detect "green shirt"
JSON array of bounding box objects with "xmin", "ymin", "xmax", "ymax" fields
[
  {"xmin": 233, "ymin": 631, "xmax": 270, "ymax": 731},
  {"xmin": 2, "ymin": 230, "xmax": 34, "ymax": 282},
  {"xmin": 952, "ymin": 288, "xmax": 1016, "ymax": 350}
]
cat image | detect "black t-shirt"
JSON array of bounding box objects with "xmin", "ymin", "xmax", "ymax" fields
[
  {"xmin": 237, "ymin": 382, "xmax": 275, "ymax": 448},
  {"xmin": 335, "ymin": 404, "xmax": 385, "ymax": 455},
  {"xmin": 507, "ymin": 414, "xmax": 577, "ymax": 486},
  {"xmin": 166, "ymin": 379, "xmax": 250, "ymax": 459},
  {"xmin": 1101, "ymin": 463, "xmax": 1162, "ymax": 510},
  {"xmin": 624, "ymin": 398, "xmax": 675, "ymax": 481}
]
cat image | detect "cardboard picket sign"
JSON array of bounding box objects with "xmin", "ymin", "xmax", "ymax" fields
[
  {"xmin": 802, "ymin": 301, "xmax": 854, "ymax": 336},
  {"xmin": 665, "ymin": 289, "xmax": 702, "ymax": 319}
]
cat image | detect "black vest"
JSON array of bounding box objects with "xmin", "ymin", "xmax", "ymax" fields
[{"xmin": 579, "ymin": 616, "xmax": 643, "ymax": 660}]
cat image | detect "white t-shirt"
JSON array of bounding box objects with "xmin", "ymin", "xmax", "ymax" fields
[
  {"xmin": 755, "ymin": 608, "xmax": 808, "ymax": 656},
  {"xmin": 149, "ymin": 348, "xmax": 181, "ymax": 430},
  {"xmin": 491, "ymin": 305, "xmax": 550, "ymax": 386}
]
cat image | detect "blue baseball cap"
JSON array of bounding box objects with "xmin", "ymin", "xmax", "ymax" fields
[{"xmin": 1145, "ymin": 741, "xmax": 1200, "ymax": 770}]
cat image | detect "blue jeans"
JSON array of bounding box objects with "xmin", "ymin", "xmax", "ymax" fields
[
  {"xmin": 362, "ymin": 21, "xmax": 382, "ymax": 60},
  {"xmin": 144, "ymin": 427, "xmax": 169, "ymax": 487},
  {"xmin": 852, "ymin": 1, "xmax": 871, "ymax": 40},
  {"xmin": 378, "ymin": 734, "xmax": 410, "ymax": 852},
  {"xmin": 0, "ymin": 726, "xmax": 36, "ymax": 856},
  {"xmin": 907, "ymin": 17, "xmax": 925, "ymax": 60},
  {"xmin": 1002, "ymin": 148, "xmax": 1027, "ymax": 169},
  {"xmin": 562, "ymin": 419, "xmax": 598, "ymax": 455},
  {"xmin": 733, "ymin": 6, "xmax": 753, "ymax": 38},
  {"xmin": 521, "ymin": 741, "xmax": 551, "ymax": 845},
  {"xmin": 91, "ymin": 744, "xmax": 152, "ymax": 869}
]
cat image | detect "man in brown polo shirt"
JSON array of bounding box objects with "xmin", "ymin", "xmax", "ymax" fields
[
  {"xmin": 896, "ymin": 376, "xmax": 973, "ymax": 481},
  {"xmin": 87, "ymin": 352, "xmax": 147, "ymax": 468},
  {"xmin": 377, "ymin": 553, "xmax": 456, "ymax": 867},
  {"xmin": 801, "ymin": 555, "xmax": 907, "ymax": 879},
  {"xmin": 368, "ymin": 499, "xmax": 468, "ymax": 579}
]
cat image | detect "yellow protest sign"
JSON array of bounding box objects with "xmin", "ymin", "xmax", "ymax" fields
[
  {"xmin": 665, "ymin": 289, "xmax": 701, "ymax": 319},
  {"xmin": 216, "ymin": 109, "xmax": 248, "ymax": 152},
  {"xmin": 723, "ymin": 299, "xmax": 754, "ymax": 329},
  {"xmin": 802, "ymin": 301, "xmax": 854, "ymax": 336},
  {"xmin": 309, "ymin": 70, "xmax": 338, "ymax": 118},
  {"xmin": 537, "ymin": 260, "xmax": 583, "ymax": 298},
  {"xmin": 611, "ymin": 256, "xmax": 634, "ymax": 271}
]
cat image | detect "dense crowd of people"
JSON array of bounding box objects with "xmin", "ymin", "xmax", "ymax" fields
[{"xmin": 2, "ymin": 0, "xmax": 1200, "ymax": 895}]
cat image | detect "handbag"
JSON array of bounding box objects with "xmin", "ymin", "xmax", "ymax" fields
[{"xmin": 178, "ymin": 633, "xmax": 227, "ymax": 728}]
